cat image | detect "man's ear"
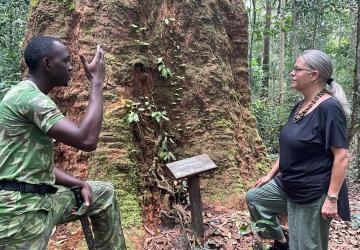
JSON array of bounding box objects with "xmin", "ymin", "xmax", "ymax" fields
[{"xmin": 41, "ymin": 57, "xmax": 52, "ymax": 72}]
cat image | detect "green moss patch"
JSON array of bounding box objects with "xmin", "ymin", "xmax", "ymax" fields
[{"xmin": 89, "ymin": 114, "xmax": 142, "ymax": 229}]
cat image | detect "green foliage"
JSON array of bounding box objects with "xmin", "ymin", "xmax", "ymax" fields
[
  {"xmin": 156, "ymin": 57, "xmax": 173, "ymax": 79},
  {"xmin": 130, "ymin": 24, "xmax": 146, "ymax": 34},
  {"xmin": 30, "ymin": 0, "xmax": 40, "ymax": 8},
  {"xmin": 127, "ymin": 111, "xmax": 140, "ymax": 124},
  {"xmin": 67, "ymin": 1, "xmax": 75, "ymax": 11},
  {"xmin": 0, "ymin": 81, "xmax": 14, "ymax": 101},
  {"xmin": 131, "ymin": 23, "xmax": 150, "ymax": 47},
  {"xmin": 163, "ymin": 18, "xmax": 175, "ymax": 26},
  {"xmin": 125, "ymin": 99, "xmax": 170, "ymax": 125},
  {"xmin": 235, "ymin": 217, "xmax": 274, "ymax": 249},
  {"xmin": 251, "ymin": 97, "xmax": 291, "ymax": 154},
  {"xmin": 52, "ymin": 0, "xmax": 75, "ymax": 12},
  {"xmin": 0, "ymin": 1, "xmax": 29, "ymax": 84},
  {"xmin": 151, "ymin": 111, "xmax": 170, "ymax": 123},
  {"xmin": 238, "ymin": 219, "xmax": 275, "ymax": 235},
  {"xmin": 352, "ymin": 214, "xmax": 360, "ymax": 229},
  {"xmin": 159, "ymin": 133, "xmax": 176, "ymax": 162}
]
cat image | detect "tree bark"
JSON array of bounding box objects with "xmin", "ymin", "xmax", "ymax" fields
[
  {"xmin": 292, "ymin": 0, "xmax": 300, "ymax": 58},
  {"xmin": 278, "ymin": 0, "xmax": 286, "ymax": 103},
  {"xmin": 262, "ymin": 0, "xmax": 271, "ymax": 97},
  {"xmin": 249, "ymin": 0, "xmax": 256, "ymax": 86},
  {"xmin": 349, "ymin": 0, "xmax": 360, "ymax": 141},
  {"xmin": 349, "ymin": 0, "xmax": 360, "ymax": 180}
]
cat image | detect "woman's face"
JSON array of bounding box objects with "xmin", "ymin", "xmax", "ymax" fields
[{"xmin": 289, "ymin": 56, "xmax": 315, "ymax": 91}]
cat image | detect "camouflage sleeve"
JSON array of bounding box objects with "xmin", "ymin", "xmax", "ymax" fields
[{"xmin": 17, "ymin": 88, "xmax": 65, "ymax": 133}]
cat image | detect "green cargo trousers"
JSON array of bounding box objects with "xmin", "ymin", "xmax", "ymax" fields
[
  {"xmin": 0, "ymin": 181, "xmax": 126, "ymax": 250},
  {"xmin": 246, "ymin": 179, "xmax": 332, "ymax": 250}
]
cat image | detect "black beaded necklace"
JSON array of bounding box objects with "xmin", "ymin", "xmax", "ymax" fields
[{"xmin": 293, "ymin": 88, "xmax": 327, "ymax": 123}]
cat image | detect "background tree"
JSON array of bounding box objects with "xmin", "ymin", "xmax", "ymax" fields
[
  {"xmin": 261, "ymin": 0, "xmax": 271, "ymax": 97},
  {"xmin": 278, "ymin": 0, "xmax": 286, "ymax": 103},
  {"xmin": 349, "ymin": 0, "xmax": 360, "ymax": 179},
  {"xmin": 0, "ymin": 0, "xmax": 29, "ymax": 85}
]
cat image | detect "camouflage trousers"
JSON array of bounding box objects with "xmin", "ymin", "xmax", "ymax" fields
[{"xmin": 0, "ymin": 181, "xmax": 127, "ymax": 250}]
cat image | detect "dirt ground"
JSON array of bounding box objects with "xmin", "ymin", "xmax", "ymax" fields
[{"xmin": 48, "ymin": 181, "xmax": 360, "ymax": 250}]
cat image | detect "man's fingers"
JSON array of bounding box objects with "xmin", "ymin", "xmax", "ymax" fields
[
  {"xmin": 101, "ymin": 49, "xmax": 105, "ymax": 63},
  {"xmin": 93, "ymin": 45, "xmax": 103, "ymax": 63},
  {"xmin": 79, "ymin": 54, "xmax": 87, "ymax": 66}
]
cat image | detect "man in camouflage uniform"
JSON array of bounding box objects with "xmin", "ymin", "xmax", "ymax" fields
[{"xmin": 0, "ymin": 36, "xmax": 126, "ymax": 249}]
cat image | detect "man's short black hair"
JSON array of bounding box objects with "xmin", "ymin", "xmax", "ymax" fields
[{"xmin": 24, "ymin": 36, "xmax": 61, "ymax": 71}]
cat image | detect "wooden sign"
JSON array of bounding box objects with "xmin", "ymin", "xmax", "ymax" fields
[
  {"xmin": 165, "ymin": 154, "xmax": 218, "ymax": 238},
  {"xmin": 165, "ymin": 154, "xmax": 217, "ymax": 180}
]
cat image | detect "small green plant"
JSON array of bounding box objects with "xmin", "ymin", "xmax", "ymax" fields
[
  {"xmin": 159, "ymin": 133, "xmax": 176, "ymax": 162},
  {"xmin": 352, "ymin": 214, "xmax": 360, "ymax": 229},
  {"xmin": 234, "ymin": 218, "xmax": 274, "ymax": 250},
  {"xmin": 131, "ymin": 24, "xmax": 150, "ymax": 47},
  {"xmin": 125, "ymin": 100, "xmax": 143, "ymax": 124},
  {"xmin": 238, "ymin": 219, "xmax": 274, "ymax": 235},
  {"xmin": 83, "ymin": 27, "xmax": 93, "ymax": 36},
  {"xmin": 67, "ymin": 2, "xmax": 75, "ymax": 11},
  {"xmin": 156, "ymin": 57, "xmax": 173, "ymax": 78},
  {"xmin": 151, "ymin": 111, "xmax": 170, "ymax": 123},
  {"xmin": 127, "ymin": 111, "xmax": 140, "ymax": 124},
  {"xmin": 130, "ymin": 24, "xmax": 146, "ymax": 34},
  {"xmin": 163, "ymin": 18, "xmax": 176, "ymax": 25},
  {"xmin": 125, "ymin": 98, "xmax": 170, "ymax": 124},
  {"xmin": 30, "ymin": 0, "xmax": 40, "ymax": 8}
]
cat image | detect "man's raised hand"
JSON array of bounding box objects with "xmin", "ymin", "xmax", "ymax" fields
[{"xmin": 80, "ymin": 45, "xmax": 105, "ymax": 85}]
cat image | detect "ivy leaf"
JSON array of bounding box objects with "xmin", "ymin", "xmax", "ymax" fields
[
  {"xmin": 239, "ymin": 225, "xmax": 249, "ymax": 235},
  {"xmin": 127, "ymin": 111, "xmax": 139, "ymax": 124},
  {"xmin": 156, "ymin": 57, "xmax": 163, "ymax": 64}
]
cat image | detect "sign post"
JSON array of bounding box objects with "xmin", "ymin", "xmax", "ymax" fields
[{"xmin": 165, "ymin": 154, "xmax": 218, "ymax": 238}]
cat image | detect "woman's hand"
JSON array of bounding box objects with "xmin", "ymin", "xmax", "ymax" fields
[
  {"xmin": 80, "ymin": 45, "xmax": 105, "ymax": 85},
  {"xmin": 254, "ymin": 174, "xmax": 273, "ymax": 188},
  {"xmin": 321, "ymin": 197, "xmax": 338, "ymax": 220}
]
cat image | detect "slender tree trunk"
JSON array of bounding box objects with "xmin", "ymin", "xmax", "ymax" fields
[
  {"xmin": 349, "ymin": 0, "xmax": 360, "ymax": 142},
  {"xmin": 349, "ymin": 0, "xmax": 360, "ymax": 180},
  {"xmin": 249, "ymin": 0, "xmax": 256, "ymax": 86},
  {"xmin": 312, "ymin": 0, "xmax": 323, "ymax": 48},
  {"xmin": 292, "ymin": 0, "xmax": 300, "ymax": 57},
  {"xmin": 278, "ymin": 0, "xmax": 286, "ymax": 103},
  {"xmin": 261, "ymin": 0, "xmax": 271, "ymax": 97}
]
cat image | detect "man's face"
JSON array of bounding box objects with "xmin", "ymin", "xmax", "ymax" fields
[{"xmin": 48, "ymin": 41, "xmax": 73, "ymax": 86}]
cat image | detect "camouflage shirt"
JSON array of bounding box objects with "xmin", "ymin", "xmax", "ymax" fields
[{"xmin": 0, "ymin": 80, "xmax": 64, "ymax": 214}]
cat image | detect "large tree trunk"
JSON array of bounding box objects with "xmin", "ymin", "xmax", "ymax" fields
[{"xmin": 23, "ymin": 0, "xmax": 269, "ymax": 246}]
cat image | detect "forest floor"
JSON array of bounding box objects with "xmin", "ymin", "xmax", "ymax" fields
[{"xmin": 48, "ymin": 181, "xmax": 360, "ymax": 250}]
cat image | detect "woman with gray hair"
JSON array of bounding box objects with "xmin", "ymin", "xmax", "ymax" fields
[{"xmin": 246, "ymin": 50, "xmax": 351, "ymax": 250}]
